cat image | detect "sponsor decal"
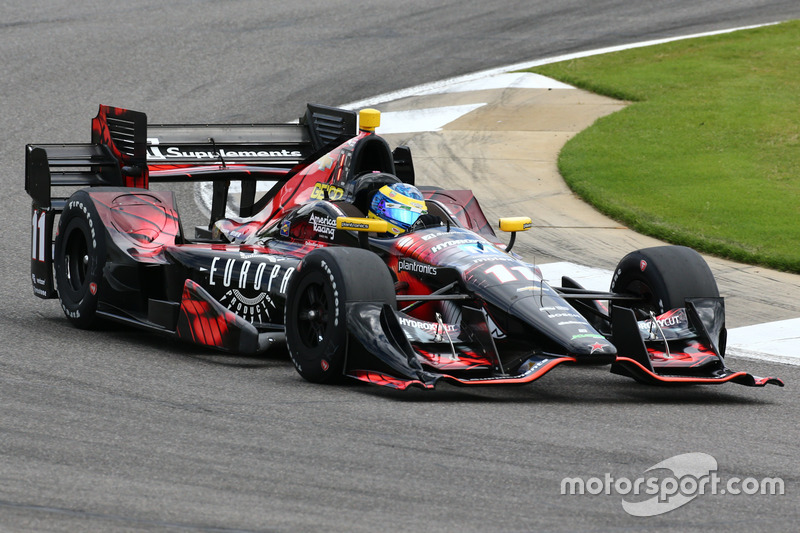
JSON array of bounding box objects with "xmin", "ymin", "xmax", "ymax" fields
[
  {"xmin": 612, "ymin": 267, "xmax": 621, "ymax": 289},
  {"xmin": 319, "ymin": 259, "xmax": 340, "ymax": 327},
  {"xmin": 239, "ymin": 250, "xmax": 269, "ymax": 260},
  {"xmin": 219, "ymin": 289, "xmax": 274, "ymax": 323},
  {"xmin": 32, "ymin": 286, "xmax": 48, "ymax": 297},
  {"xmin": 659, "ymin": 315, "xmax": 682, "ymax": 328},
  {"xmin": 397, "ymin": 258, "xmax": 438, "ymax": 276},
  {"xmin": 68, "ymin": 200, "xmax": 97, "ymax": 249},
  {"xmin": 208, "ymin": 256, "xmax": 294, "ymax": 295},
  {"xmin": 642, "ymin": 310, "xmax": 685, "ymax": 329},
  {"xmin": 89, "ymin": 282, "xmax": 97, "ymax": 296},
  {"xmin": 544, "ymin": 312, "xmax": 584, "ymax": 320},
  {"xmin": 309, "ymin": 182, "xmax": 345, "ymax": 201},
  {"xmin": 640, "ymin": 259, "xmax": 648, "ymax": 272},
  {"xmin": 431, "ymin": 238, "xmax": 479, "ymax": 253},
  {"xmin": 320, "ymin": 360, "xmax": 330, "ymax": 371},
  {"xmin": 31, "ymin": 271, "xmax": 49, "ymax": 297},
  {"xmin": 637, "ymin": 309, "xmax": 692, "ymax": 340},
  {"xmin": 308, "ymin": 213, "xmax": 336, "ymax": 240},
  {"xmin": 572, "ymin": 333, "xmax": 605, "ymax": 340},
  {"xmin": 147, "ymin": 138, "xmax": 301, "ymax": 161},
  {"xmin": 421, "ymin": 231, "xmax": 452, "ymax": 241},
  {"xmin": 589, "ymin": 342, "xmax": 606, "ymax": 354},
  {"xmin": 339, "ymin": 220, "xmax": 370, "ymax": 230},
  {"xmin": 518, "ymin": 358, "xmax": 550, "ymax": 374},
  {"xmin": 280, "ymin": 220, "xmax": 291, "ymax": 237},
  {"xmin": 398, "ymin": 316, "xmax": 456, "ymax": 333}
]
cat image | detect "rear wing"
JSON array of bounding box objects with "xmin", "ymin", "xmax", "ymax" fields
[
  {"xmin": 26, "ymin": 103, "xmax": 357, "ymax": 298},
  {"xmin": 26, "ymin": 107, "xmax": 148, "ymax": 212},
  {"xmin": 26, "ymin": 103, "xmax": 356, "ymax": 213}
]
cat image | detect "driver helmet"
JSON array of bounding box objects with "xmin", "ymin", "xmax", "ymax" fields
[{"xmin": 368, "ymin": 183, "xmax": 427, "ymax": 235}]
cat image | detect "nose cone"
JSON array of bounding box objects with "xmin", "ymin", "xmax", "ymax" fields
[{"xmin": 508, "ymin": 295, "xmax": 617, "ymax": 361}]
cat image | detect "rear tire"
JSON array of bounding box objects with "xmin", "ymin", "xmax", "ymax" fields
[
  {"xmin": 610, "ymin": 245, "xmax": 719, "ymax": 319},
  {"xmin": 285, "ymin": 247, "xmax": 396, "ymax": 383},
  {"xmin": 54, "ymin": 191, "xmax": 107, "ymax": 329}
]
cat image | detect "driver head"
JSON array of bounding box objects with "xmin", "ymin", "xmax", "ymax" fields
[{"xmin": 368, "ymin": 183, "xmax": 427, "ymax": 235}]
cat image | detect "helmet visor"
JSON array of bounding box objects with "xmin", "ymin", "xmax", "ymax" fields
[{"xmin": 381, "ymin": 201, "xmax": 425, "ymax": 228}]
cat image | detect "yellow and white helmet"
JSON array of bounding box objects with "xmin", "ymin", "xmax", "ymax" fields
[{"xmin": 368, "ymin": 183, "xmax": 427, "ymax": 235}]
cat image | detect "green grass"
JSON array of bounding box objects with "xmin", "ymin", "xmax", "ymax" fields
[{"xmin": 529, "ymin": 20, "xmax": 800, "ymax": 272}]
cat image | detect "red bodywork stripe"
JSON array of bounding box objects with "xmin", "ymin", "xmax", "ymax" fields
[
  {"xmin": 614, "ymin": 357, "xmax": 784, "ymax": 387},
  {"xmin": 346, "ymin": 356, "xmax": 575, "ymax": 390}
]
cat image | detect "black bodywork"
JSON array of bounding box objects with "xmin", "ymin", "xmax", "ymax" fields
[{"xmin": 25, "ymin": 104, "xmax": 783, "ymax": 390}]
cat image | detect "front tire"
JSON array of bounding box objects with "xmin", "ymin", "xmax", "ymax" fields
[
  {"xmin": 285, "ymin": 247, "xmax": 396, "ymax": 383},
  {"xmin": 54, "ymin": 191, "xmax": 107, "ymax": 329},
  {"xmin": 610, "ymin": 245, "xmax": 719, "ymax": 319}
]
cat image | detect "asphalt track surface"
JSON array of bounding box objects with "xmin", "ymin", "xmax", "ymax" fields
[{"xmin": 3, "ymin": 2, "xmax": 800, "ymax": 531}]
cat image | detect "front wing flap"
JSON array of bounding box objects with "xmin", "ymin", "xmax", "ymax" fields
[
  {"xmin": 611, "ymin": 298, "xmax": 783, "ymax": 387},
  {"xmin": 342, "ymin": 302, "xmax": 575, "ymax": 390}
]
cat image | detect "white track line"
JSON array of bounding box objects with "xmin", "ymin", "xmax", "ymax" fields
[
  {"xmin": 378, "ymin": 103, "xmax": 486, "ymax": 134},
  {"xmin": 343, "ymin": 23, "xmax": 778, "ymax": 109}
]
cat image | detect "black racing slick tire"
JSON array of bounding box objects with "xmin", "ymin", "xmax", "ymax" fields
[
  {"xmin": 285, "ymin": 247, "xmax": 396, "ymax": 384},
  {"xmin": 54, "ymin": 191, "xmax": 107, "ymax": 329},
  {"xmin": 610, "ymin": 245, "xmax": 719, "ymax": 319}
]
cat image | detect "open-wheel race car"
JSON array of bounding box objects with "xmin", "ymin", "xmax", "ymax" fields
[{"xmin": 26, "ymin": 104, "xmax": 782, "ymax": 390}]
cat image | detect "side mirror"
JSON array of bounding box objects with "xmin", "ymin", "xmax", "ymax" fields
[
  {"xmin": 336, "ymin": 216, "xmax": 390, "ymax": 248},
  {"xmin": 336, "ymin": 216, "xmax": 389, "ymax": 233},
  {"xmin": 498, "ymin": 216, "xmax": 532, "ymax": 252}
]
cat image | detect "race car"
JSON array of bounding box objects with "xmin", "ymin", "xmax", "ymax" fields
[{"xmin": 25, "ymin": 104, "xmax": 782, "ymax": 390}]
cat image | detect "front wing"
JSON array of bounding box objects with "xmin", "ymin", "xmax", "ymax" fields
[
  {"xmin": 342, "ymin": 302, "xmax": 578, "ymax": 389},
  {"xmin": 610, "ymin": 299, "xmax": 783, "ymax": 387},
  {"xmin": 339, "ymin": 300, "xmax": 783, "ymax": 390}
]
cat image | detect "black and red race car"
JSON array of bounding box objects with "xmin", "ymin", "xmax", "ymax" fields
[{"xmin": 26, "ymin": 104, "xmax": 782, "ymax": 390}]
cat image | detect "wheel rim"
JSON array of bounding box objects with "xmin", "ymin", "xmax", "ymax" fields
[
  {"xmin": 296, "ymin": 281, "xmax": 330, "ymax": 348},
  {"xmin": 64, "ymin": 228, "xmax": 89, "ymax": 293}
]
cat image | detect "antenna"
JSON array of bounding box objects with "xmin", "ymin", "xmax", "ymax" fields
[{"xmin": 208, "ymin": 137, "xmax": 226, "ymax": 169}]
